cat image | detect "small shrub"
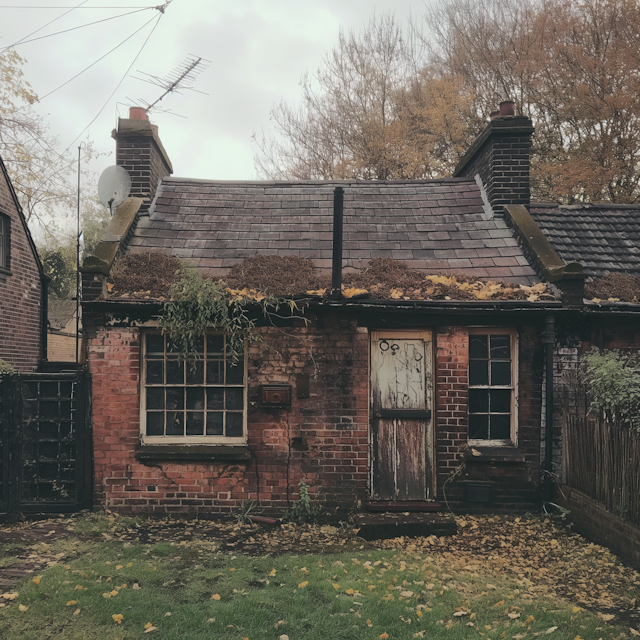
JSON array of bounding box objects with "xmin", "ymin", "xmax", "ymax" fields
[
  {"xmin": 580, "ymin": 348, "xmax": 640, "ymax": 429},
  {"xmin": 0, "ymin": 358, "xmax": 14, "ymax": 374},
  {"xmin": 235, "ymin": 499, "xmax": 257, "ymax": 525},
  {"xmin": 283, "ymin": 481, "xmax": 320, "ymax": 525}
]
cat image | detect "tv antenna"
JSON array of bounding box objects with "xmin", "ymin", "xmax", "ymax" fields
[{"xmin": 130, "ymin": 54, "xmax": 210, "ymax": 116}]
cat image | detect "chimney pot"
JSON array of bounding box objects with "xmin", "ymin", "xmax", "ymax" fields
[
  {"xmin": 499, "ymin": 100, "xmax": 515, "ymax": 117},
  {"xmin": 490, "ymin": 110, "xmax": 500, "ymax": 121},
  {"xmin": 129, "ymin": 106, "xmax": 149, "ymax": 121}
]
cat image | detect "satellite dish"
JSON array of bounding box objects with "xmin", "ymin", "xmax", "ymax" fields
[{"xmin": 98, "ymin": 165, "xmax": 131, "ymax": 215}]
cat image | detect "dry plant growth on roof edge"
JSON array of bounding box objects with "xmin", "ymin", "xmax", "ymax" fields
[
  {"xmin": 585, "ymin": 274, "xmax": 640, "ymax": 304},
  {"xmin": 107, "ymin": 254, "xmax": 555, "ymax": 303}
]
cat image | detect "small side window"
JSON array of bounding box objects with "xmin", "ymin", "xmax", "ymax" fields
[{"xmin": 0, "ymin": 214, "xmax": 8, "ymax": 271}]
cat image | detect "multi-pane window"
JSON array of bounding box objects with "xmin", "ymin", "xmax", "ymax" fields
[
  {"xmin": 141, "ymin": 332, "xmax": 246, "ymax": 443},
  {"xmin": 0, "ymin": 215, "xmax": 7, "ymax": 270},
  {"xmin": 468, "ymin": 330, "xmax": 516, "ymax": 443}
]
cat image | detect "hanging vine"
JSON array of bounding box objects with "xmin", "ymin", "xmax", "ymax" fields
[{"xmin": 158, "ymin": 265, "xmax": 301, "ymax": 363}]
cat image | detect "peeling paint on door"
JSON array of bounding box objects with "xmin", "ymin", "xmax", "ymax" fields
[{"xmin": 371, "ymin": 331, "xmax": 433, "ymax": 501}]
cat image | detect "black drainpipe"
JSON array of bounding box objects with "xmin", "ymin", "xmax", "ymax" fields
[
  {"xmin": 543, "ymin": 315, "xmax": 555, "ymax": 503},
  {"xmin": 330, "ymin": 186, "xmax": 344, "ymax": 300}
]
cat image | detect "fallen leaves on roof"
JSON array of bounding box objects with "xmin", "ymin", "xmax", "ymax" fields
[
  {"xmin": 585, "ymin": 273, "xmax": 640, "ymax": 304},
  {"xmin": 105, "ymin": 255, "xmax": 554, "ymax": 302}
]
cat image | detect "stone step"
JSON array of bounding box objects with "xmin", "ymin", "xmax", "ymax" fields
[
  {"xmin": 366, "ymin": 501, "xmax": 442, "ymax": 513},
  {"xmin": 354, "ymin": 512, "xmax": 457, "ymax": 541}
]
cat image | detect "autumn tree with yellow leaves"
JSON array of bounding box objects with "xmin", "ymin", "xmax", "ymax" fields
[{"xmin": 257, "ymin": 0, "xmax": 640, "ymax": 204}]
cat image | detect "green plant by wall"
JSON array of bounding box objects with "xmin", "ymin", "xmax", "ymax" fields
[
  {"xmin": 159, "ymin": 265, "xmax": 298, "ymax": 363},
  {"xmin": 580, "ymin": 348, "xmax": 640, "ymax": 429},
  {"xmin": 0, "ymin": 358, "xmax": 14, "ymax": 374},
  {"xmin": 283, "ymin": 481, "xmax": 320, "ymax": 524}
]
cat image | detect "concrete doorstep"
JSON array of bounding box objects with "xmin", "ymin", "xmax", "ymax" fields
[{"xmin": 354, "ymin": 512, "xmax": 457, "ymax": 541}]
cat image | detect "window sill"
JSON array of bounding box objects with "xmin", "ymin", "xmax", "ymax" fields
[
  {"xmin": 463, "ymin": 446, "xmax": 525, "ymax": 463},
  {"xmin": 0, "ymin": 267, "xmax": 11, "ymax": 280},
  {"xmin": 135, "ymin": 444, "xmax": 252, "ymax": 463}
]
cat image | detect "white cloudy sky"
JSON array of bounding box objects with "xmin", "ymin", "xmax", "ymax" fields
[{"xmin": 1, "ymin": 0, "xmax": 422, "ymax": 184}]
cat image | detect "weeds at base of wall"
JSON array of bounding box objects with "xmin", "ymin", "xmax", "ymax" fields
[{"xmin": 282, "ymin": 482, "xmax": 321, "ymax": 525}]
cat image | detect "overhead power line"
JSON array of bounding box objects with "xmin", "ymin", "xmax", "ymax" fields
[
  {"xmin": 66, "ymin": 12, "xmax": 164, "ymax": 149},
  {"xmin": 1, "ymin": 6, "xmax": 153, "ymax": 50},
  {"xmin": 2, "ymin": 0, "xmax": 89, "ymax": 52}
]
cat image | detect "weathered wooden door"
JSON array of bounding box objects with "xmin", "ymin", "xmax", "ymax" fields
[{"xmin": 371, "ymin": 331, "xmax": 433, "ymax": 501}]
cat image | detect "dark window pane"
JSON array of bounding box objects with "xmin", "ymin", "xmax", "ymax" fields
[
  {"xmin": 187, "ymin": 388, "xmax": 205, "ymax": 410},
  {"xmin": 166, "ymin": 411, "xmax": 184, "ymax": 436},
  {"xmin": 469, "ymin": 414, "xmax": 489, "ymax": 440},
  {"xmin": 39, "ymin": 401, "xmax": 58, "ymax": 419},
  {"xmin": 166, "ymin": 388, "xmax": 184, "ymax": 411},
  {"xmin": 227, "ymin": 335, "xmax": 244, "ymax": 356},
  {"xmin": 146, "ymin": 412, "xmax": 164, "ymax": 436},
  {"xmin": 491, "ymin": 361, "xmax": 511, "ymax": 386},
  {"xmin": 490, "ymin": 335, "xmax": 511, "ymax": 359},
  {"xmin": 490, "ymin": 389, "xmax": 511, "ymax": 413},
  {"xmin": 226, "ymin": 388, "xmax": 243, "ymax": 410},
  {"xmin": 146, "ymin": 361, "xmax": 163, "ymax": 385},
  {"xmin": 167, "ymin": 336, "xmax": 181, "ymax": 354},
  {"xmin": 469, "ymin": 335, "xmax": 488, "ymax": 359},
  {"xmin": 166, "ymin": 360, "xmax": 184, "ymax": 385},
  {"xmin": 469, "ymin": 361, "xmax": 489, "ymax": 386},
  {"xmin": 206, "ymin": 360, "xmax": 223, "ymax": 384},
  {"xmin": 469, "ymin": 389, "xmax": 489, "ymax": 413},
  {"xmin": 40, "ymin": 382, "xmax": 58, "ymax": 398},
  {"xmin": 206, "ymin": 412, "xmax": 223, "ymax": 435},
  {"xmin": 206, "ymin": 388, "xmax": 224, "ymax": 410},
  {"xmin": 490, "ymin": 414, "xmax": 511, "ymax": 439},
  {"xmin": 192, "ymin": 336, "xmax": 204, "ymax": 354},
  {"xmin": 207, "ymin": 335, "xmax": 224, "ymax": 355},
  {"xmin": 146, "ymin": 334, "xmax": 164, "ymax": 356},
  {"xmin": 146, "ymin": 388, "xmax": 164, "ymax": 410},
  {"xmin": 186, "ymin": 412, "xmax": 204, "ymax": 435},
  {"xmin": 186, "ymin": 360, "xmax": 204, "ymax": 385},
  {"xmin": 226, "ymin": 361, "xmax": 244, "ymax": 384},
  {"xmin": 226, "ymin": 413, "xmax": 243, "ymax": 437},
  {"xmin": 60, "ymin": 401, "xmax": 72, "ymax": 420}
]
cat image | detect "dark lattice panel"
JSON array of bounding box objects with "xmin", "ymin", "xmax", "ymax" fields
[
  {"xmin": 0, "ymin": 379, "xmax": 6, "ymax": 508},
  {"xmin": 19, "ymin": 379, "xmax": 77, "ymax": 504}
]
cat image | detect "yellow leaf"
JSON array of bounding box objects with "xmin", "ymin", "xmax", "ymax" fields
[
  {"xmin": 211, "ymin": 594, "xmax": 221, "ymax": 600},
  {"xmin": 630, "ymin": 629, "xmax": 640, "ymax": 637},
  {"xmin": 229, "ymin": 568, "xmax": 235, "ymax": 572},
  {"xmin": 32, "ymin": 578, "xmax": 40, "ymax": 586},
  {"xmin": 2, "ymin": 593, "xmax": 18, "ymax": 601},
  {"xmin": 416, "ymin": 610, "xmax": 422, "ymax": 618},
  {"xmin": 298, "ymin": 581, "xmax": 308, "ymax": 588},
  {"xmin": 494, "ymin": 600, "xmax": 505, "ymax": 606},
  {"xmin": 572, "ymin": 606, "xmax": 582, "ymax": 613},
  {"xmin": 269, "ymin": 569, "xmax": 277, "ymax": 576},
  {"xmin": 73, "ymin": 608, "xmax": 80, "ymax": 616},
  {"xmin": 145, "ymin": 622, "xmax": 154, "ymax": 629},
  {"xmin": 345, "ymin": 588, "xmax": 354, "ymax": 595},
  {"xmin": 66, "ymin": 600, "xmax": 77, "ymax": 606},
  {"xmin": 18, "ymin": 604, "xmax": 28, "ymax": 612},
  {"xmin": 525, "ymin": 615, "xmax": 535, "ymax": 623},
  {"xmin": 110, "ymin": 590, "xmax": 119, "ymax": 597},
  {"xmin": 115, "ymin": 565, "xmax": 123, "ymax": 570},
  {"xmin": 368, "ymin": 585, "xmax": 376, "ymax": 590},
  {"xmin": 107, "ymin": 283, "xmax": 115, "ymax": 293},
  {"xmin": 332, "ymin": 583, "xmax": 340, "ymax": 590},
  {"xmin": 126, "ymin": 563, "xmax": 133, "ymax": 568},
  {"xmin": 342, "ymin": 287, "xmax": 368, "ymax": 298},
  {"xmin": 379, "ymin": 634, "xmax": 389, "ymax": 639},
  {"xmin": 112, "ymin": 613, "xmax": 124, "ymax": 624},
  {"xmin": 306, "ymin": 289, "xmax": 326, "ymax": 297},
  {"xmin": 75, "ymin": 585, "xmax": 84, "ymax": 590},
  {"xmin": 64, "ymin": 565, "xmax": 70, "ymax": 570},
  {"xmin": 508, "ymin": 612, "xmax": 520, "ymax": 619},
  {"xmin": 597, "ymin": 613, "xmax": 615, "ymax": 621},
  {"xmin": 400, "ymin": 591, "xmax": 414, "ymax": 598}
]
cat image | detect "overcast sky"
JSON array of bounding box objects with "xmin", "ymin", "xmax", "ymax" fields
[{"xmin": 1, "ymin": 0, "xmax": 421, "ymax": 185}]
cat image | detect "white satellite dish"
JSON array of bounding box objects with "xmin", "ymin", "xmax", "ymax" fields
[{"xmin": 98, "ymin": 165, "xmax": 132, "ymax": 215}]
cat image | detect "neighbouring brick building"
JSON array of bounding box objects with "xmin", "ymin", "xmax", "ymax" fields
[
  {"xmin": 81, "ymin": 103, "xmax": 586, "ymax": 516},
  {"xmin": 0, "ymin": 153, "xmax": 47, "ymax": 372}
]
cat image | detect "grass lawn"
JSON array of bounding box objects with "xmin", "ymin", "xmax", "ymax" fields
[{"xmin": 0, "ymin": 514, "xmax": 636, "ymax": 640}]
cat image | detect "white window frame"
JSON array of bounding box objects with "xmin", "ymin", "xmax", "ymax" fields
[
  {"xmin": 467, "ymin": 328, "xmax": 518, "ymax": 447},
  {"xmin": 140, "ymin": 330, "xmax": 248, "ymax": 445}
]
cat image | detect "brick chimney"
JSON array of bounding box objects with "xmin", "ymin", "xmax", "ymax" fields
[
  {"xmin": 111, "ymin": 107, "xmax": 173, "ymax": 214},
  {"xmin": 453, "ymin": 101, "xmax": 534, "ymax": 218}
]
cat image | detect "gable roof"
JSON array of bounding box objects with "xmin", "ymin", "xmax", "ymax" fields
[
  {"xmin": 124, "ymin": 177, "xmax": 538, "ymax": 285},
  {"xmin": 530, "ymin": 203, "xmax": 640, "ymax": 278},
  {"xmin": 0, "ymin": 153, "xmax": 45, "ymax": 280}
]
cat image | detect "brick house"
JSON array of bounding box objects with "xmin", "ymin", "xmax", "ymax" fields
[
  {"xmin": 81, "ymin": 105, "xmax": 584, "ymax": 516},
  {"xmin": 0, "ymin": 153, "xmax": 47, "ymax": 372}
]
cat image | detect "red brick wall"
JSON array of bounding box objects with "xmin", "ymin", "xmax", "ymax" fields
[
  {"xmin": 89, "ymin": 312, "xmax": 369, "ymax": 515},
  {"xmin": 435, "ymin": 325, "xmax": 542, "ymax": 511},
  {"xmin": 0, "ymin": 165, "xmax": 43, "ymax": 372}
]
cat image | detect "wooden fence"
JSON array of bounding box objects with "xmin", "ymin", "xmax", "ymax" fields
[{"xmin": 565, "ymin": 415, "xmax": 640, "ymax": 527}]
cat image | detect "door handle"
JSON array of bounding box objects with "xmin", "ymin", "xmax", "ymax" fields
[{"xmin": 375, "ymin": 409, "xmax": 432, "ymax": 420}]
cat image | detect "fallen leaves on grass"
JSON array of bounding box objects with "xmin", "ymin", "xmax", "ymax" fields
[
  {"xmin": 112, "ymin": 613, "xmax": 124, "ymax": 624},
  {"xmin": 211, "ymin": 594, "xmax": 221, "ymax": 601}
]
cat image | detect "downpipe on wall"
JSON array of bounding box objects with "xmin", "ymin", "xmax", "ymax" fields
[{"xmin": 543, "ymin": 315, "xmax": 555, "ymax": 504}]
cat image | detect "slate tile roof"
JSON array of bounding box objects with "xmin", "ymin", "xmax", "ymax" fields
[
  {"xmin": 530, "ymin": 203, "xmax": 640, "ymax": 277},
  {"xmin": 126, "ymin": 178, "xmax": 538, "ymax": 284}
]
